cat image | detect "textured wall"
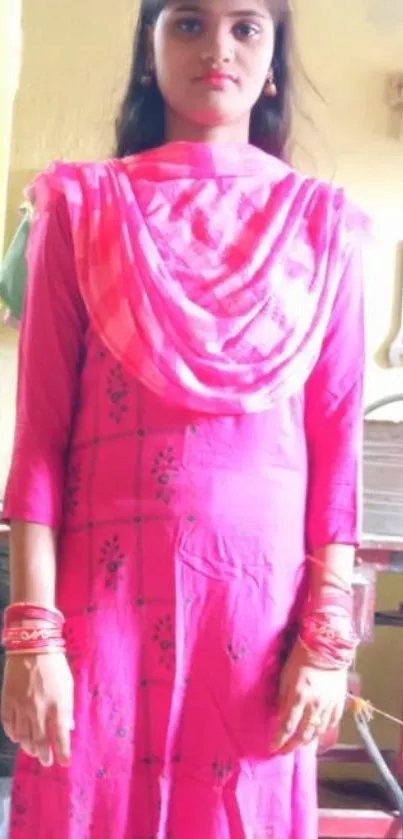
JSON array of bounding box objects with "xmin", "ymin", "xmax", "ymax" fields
[
  {"xmin": 6, "ymin": 0, "xmax": 138, "ymax": 231},
  {"xmin": 0, "ymin": 0, "xmax": 21, "ymax": 256},
  {"xmin": 0, "ymin": 0, "xmax": 139, "ymax": 489}
]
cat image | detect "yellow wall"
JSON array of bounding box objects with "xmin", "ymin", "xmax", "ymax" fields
[
  {"xmin": 0, "ymin": 0, "xmax": 21, "ymax": 494},
  {"xmin": 1, "ymin": 0, "xmax": 403, "ymax": 768},
  {"xmin": 0, "ymin": 0, "xmax": 137, "ymax": 490},
  {"xmin": 0, "ymin": 0, "xmax": 21, "ymax": 255}
]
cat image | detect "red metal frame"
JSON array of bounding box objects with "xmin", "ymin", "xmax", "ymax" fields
[{"xmin": 319, "ymin": 808, "xmax": 403, "ymax": 838}]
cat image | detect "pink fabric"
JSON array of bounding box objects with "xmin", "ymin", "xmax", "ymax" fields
[
  {"xmin": 4, "ymin": 147, "xmax": 366, "ymax": 839},
  {"xmin": 29, "ymin": 142, "xmax": 369, "ymax": 413}
]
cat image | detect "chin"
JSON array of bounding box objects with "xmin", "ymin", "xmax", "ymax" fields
[{"xmin": 187, "ymin": 106, "xmax": 242, "ymax": 128}]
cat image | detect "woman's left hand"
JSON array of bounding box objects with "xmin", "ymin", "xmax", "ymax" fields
[{"xmin": 269, "ymin": 639, "xmax": 347, "ymax": 755}]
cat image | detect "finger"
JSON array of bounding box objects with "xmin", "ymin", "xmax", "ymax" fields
[
  {"xmin": 329, "ymin": 699, "xmax": 345, "ymax": 730},
  {"xmin": 278, "ymin": 706, "xmax": 323, "ymax": 755},
  {"xmin": 47, "ymin": 708, "xmax": 71, "ymax": 767},
  {"xmin": 15, "ymin": 714, "xmax": 37, "ymax": 759},
  {"xmin": 317, "ymin": 708, "xmax": 333, "ymax": 737},
  {"xmin": 33, "ymin": 738, "xmax": 52, "ymax": 767},
  {"xmin": 270, "ymin": 699, "xmax": 306, "ymax": 752},
  {"xmin": 30, "ymin": 712, "xmax": 53, "ymax": 768},
  {"xmin": 1, "ymin": 703, "xmax": 18, "ymax": 744},
  {"xmin": 20, "ymin": 738, "xmax": 38, "ymax": 758}
]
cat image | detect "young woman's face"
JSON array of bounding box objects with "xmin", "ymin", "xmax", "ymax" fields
[{"xmin": 152, "ymin": 0, "xmax": 276, "ymax": 136}]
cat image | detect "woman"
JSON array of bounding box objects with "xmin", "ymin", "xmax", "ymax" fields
[{"xmin": 1, "ymin": 0, "xmax": 367, "ymax": 836}]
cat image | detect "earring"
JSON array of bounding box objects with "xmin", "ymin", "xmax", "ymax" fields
[
  {"xmin": 141, "ymin": 57, "xmax": 154, "ymax": 87},
  {"xmin": 141, "ymin": 72, "xmax": 153, "ymax": 86},
  {"xmin": 264, "ymin": 69, "xmax": 277, "ymax": 98}
]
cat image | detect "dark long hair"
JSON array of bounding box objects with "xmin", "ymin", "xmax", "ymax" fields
[{"xmin": 115, "ymin": 0, "xmax": 292, "ymax": 160}]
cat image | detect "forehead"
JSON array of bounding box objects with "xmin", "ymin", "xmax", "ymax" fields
[{"xmin": 163, "ymin": 0, "xmax": 285, "ymax": 20}]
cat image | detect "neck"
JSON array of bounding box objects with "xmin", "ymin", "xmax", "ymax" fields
[{"xmin": 164, "ymin": 110, "xmax": 250, "ymax": 146}]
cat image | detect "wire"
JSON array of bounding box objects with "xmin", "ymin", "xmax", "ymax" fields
[
  {"xmin": 346, "ymin": 693, "xmax": 403, "ymax": 825},
  {"xmin": 347, "ymin": 693, "xmax": 403, "ymax": 727},
  {"xmin": 352, "ymin": 711, "xmax": 403, "ymax": 825}
]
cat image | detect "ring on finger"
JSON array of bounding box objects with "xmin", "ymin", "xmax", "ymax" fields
[
  {"xmin": 302, "ymin": 719, "xmax": 322, "ymax": 740},
  {"xmin": 308, "ymin": 715, "xmax": 322, "ymax": 729},
  {"xmin": 302, "ymin": 727, "xmax": 320, "ymax": 743}
]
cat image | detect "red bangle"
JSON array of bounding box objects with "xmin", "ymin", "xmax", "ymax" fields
[
  {"xmin": 5, "ymin": 639, "xmax": 66, "ymax": 653},
  {"xmin": 4, "ymin": 603, "xmax": 64, "ymax": 628},
  {"xmin": 2, "ymin": 627, "xmax": 63, "ymax": 649},
  {"xmin": 2, "ymin": 633, "xmax": 66, "ymax": 654},
  {"xmin": 6, "ymin": 646, "xmax": 66, "ymax": 657},
  {"xmin": 299, "ymin": 612, "xmax": 357, "ymax": 670}
]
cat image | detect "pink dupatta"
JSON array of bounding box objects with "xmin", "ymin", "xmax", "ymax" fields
[{"xmin": 30, "ymin": 142, "xmax": 369, "ymax": 414}]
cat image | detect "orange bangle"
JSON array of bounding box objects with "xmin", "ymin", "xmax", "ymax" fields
[
  {"xmin": 298, "ymin": 637, "xmax": 349, "ymax": 671},
  {"xmin": 6, "ymin": 646, "xmax": 66, "ymax": 657}
]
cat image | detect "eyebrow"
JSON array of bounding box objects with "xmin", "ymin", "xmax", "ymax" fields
[{"xmin": 170, "ymin": 3, "xmax": 268, "ymax": 17}]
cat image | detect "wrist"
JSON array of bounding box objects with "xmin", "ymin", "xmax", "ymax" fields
[
  {"xmin": 3, "ymin": 603, "xmax": 65, "ymax": 657},
  {"xmin": 298, "ymin": 604, "xmax": 357, "ymax": 671},
  {"xmin": 308, "ymin": 551, "xmax": 354, "ymax": 611}
]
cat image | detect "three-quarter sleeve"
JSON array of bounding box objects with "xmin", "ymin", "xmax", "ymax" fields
[
  {"xmin": 3, "ymin": 190, "xmax": 87, "ymax": 529},
  {"xmin": 304, "ymin": 240, "xmax": 365, "ymax": 550}
]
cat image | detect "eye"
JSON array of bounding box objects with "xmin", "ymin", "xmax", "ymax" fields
[
  {"xmin": 233, "ymin": 21, "xmax": 261, "ymax": 39},
  {"xmin": 175, "ymin": 16, "xmax": 203, "ymax": 35}
]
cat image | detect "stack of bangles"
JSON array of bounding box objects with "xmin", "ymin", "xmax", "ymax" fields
[
  {"xmin": 298, "ymin": 586, "xmax": 358, "ymax": 671},
  {"xmin": 1, "ymin": 603, "xmax": 66, "ymax": 656}
]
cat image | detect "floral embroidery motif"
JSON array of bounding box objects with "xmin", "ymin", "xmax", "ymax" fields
[
  {"xmin": 106, "ymin": 363, "xmax": 129, "ymax": 423},
  {"xmin": 10, "ymin": 783, "xmax": 28, "ymax": 829},
  {"xmin": 151, "ymin": 446, "xmax": 179, "ymax": 504},
  {"xmin": 68, "ymin": 787, "xmax": 91, "ymax": 828},
  {"xmin": 140, "ymin": 754, "xmax": 158, "ymax": 766},
  {"xmin": 211, "ymin": 759, "xmax": 233, "ymax": 785},
  {"xmin": 99, "ymin": 534, "xmax": 126, "ymax": 590},
  {"xmin": 108, "ymin": 697, "xmax": 136, "ymax": 741},
  {"xmin": 227, "ymin": 640, "xmax": 248, "ymax": 663},
  {"xmin": 152, "ymin": 614, "xmax": 175, "ymax": 670},
  {"xmin": 64, "ymin": 459, "xmax": 81, "ymax": 516}
]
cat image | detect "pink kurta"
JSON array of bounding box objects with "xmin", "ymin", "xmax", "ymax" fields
[{"xmin": 4, "ymin": 148, "xmax": 364, "ymax": 839}]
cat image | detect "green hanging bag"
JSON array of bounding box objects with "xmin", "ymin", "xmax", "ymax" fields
[{"xmin": 0, "ymin": 201, "xmax": 33, "ymax": 321}]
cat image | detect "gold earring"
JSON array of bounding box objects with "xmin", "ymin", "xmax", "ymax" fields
[
  {"xmin": 141, "ymin": 72, "xmax": 153, "ymax": 86},
  {"xmin": 141, "ymin": 57, "xmax": 154, "ymax": 87},
  {"xmin": 264, "ymin": 69, "xmax": 277, "ymax": 98}
]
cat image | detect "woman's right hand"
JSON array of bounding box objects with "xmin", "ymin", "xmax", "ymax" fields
[{"xmin": 1, "ymin": 653, "xmax": 74, "ymax": 767}]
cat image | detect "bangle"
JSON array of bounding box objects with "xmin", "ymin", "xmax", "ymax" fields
[
  {"xmin": 299, "ymin": 610, "xmax": 357, "ymax": 671},
  {"xmin": 6, "ymin": 646, "xmax": 66, "ymax": 657},
  {"xmin": 4, "ymin": 603, "xmax": 64, "ymax": 628},
  {"xmin": 2, "ymin": 628, "xmax": 63, "ymax": 649},
  {"xmin": 298, "ymin": 637, "xmax": 352, "ymax": 671},
  {"xmin": 2, "ymin": 613, "xmax": 66, "ymax": 654}
]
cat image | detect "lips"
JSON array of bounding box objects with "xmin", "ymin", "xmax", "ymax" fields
[{"xmin": 198, "ymin": 72, "xmax": 237, "ymax": 88}]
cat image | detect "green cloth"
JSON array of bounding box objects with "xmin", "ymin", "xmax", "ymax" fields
[{"xmin": 0, "ymin": 202, "xmax": 32, "ymax": 320}]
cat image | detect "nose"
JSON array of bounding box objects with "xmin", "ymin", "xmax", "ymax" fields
[{"xmin": 200, "ymin": 26, "xmax": 233, "ymax": 66}]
